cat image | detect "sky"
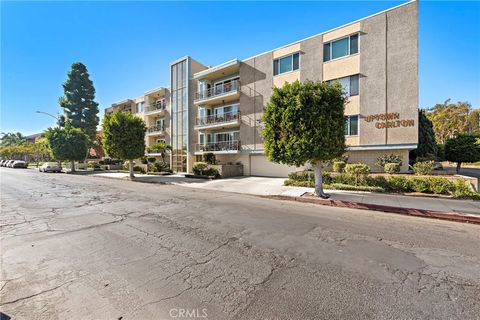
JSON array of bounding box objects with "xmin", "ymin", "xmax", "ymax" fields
[{"xmin": 1, "ymin": 1, "xmax": 479, "ymax": 135}]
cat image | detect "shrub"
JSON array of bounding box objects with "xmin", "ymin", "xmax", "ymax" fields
[
  {"xmin": 140, "ymin": 157, "xmax": 148, "ymax": 164},
  {"xmin": 193, "ymin": 162, "xmax": 209, "ymax": 175},
  {"xmin": 288, "ymin": 171, "xmax": 314, "ymax": 181},
  {"xmin": 204, "ymin": 167, "xmax": 220, "ymax": 177},
  {"xmin": 387, "ymin": 176, "xmax": 412, "ymax": 192},
  {"xmin": 428, "ymin": 176, "xmax": 452, "ymax": 194},
  {"xmin": 345, "ymin": 163, "xmax": 371, "ymax": 185},
  {"xmin": 332, "ymin": 173, "xmax": 356, "ymax": 185},
  {"xmin": 284, "ymin": 179, "xmax": 314, "ymax": 188},
  {"xmin": 331, "ymin": 183, "xmax": 384, "ymax": 193},
  {"xmin": 203, "ymin": 153, "xmax": 216, "ymax": 165},
  {"xmin": 333, "ymin": 161, "xmax": 346, "ymax": 173},
  {"xmin": 287, "ymin": 171, "xmax": 332, "ymax": 184},
  {"xmin": 87, "ymin": 161, "xmax": 100, "ymax": 169},
  {"xmin": 151, "ymin": 161, "xmax": 170, "ymax": 173},
  {"xmin": 133, "ymin": 165, "xmax": 145, "ymax": 173},
  {"xmin": 366, "ymin": 176, "xmax": 390, "ymax": 189},
  {"xmin": 410, "ymin": 177, "xmax": 431, "ymax": 193},
  {"xmin": 413, "ymin": 161, "xmax": 434, "ymax": 175},
  {"xmin": 376, "ymin": 154, "xmax": 403, "ymax": 168},
  {"xmin": 147, "ymin": 157, "xmax": 156, "ymax": 163},
  {"xmin": 384, "ymin": 163, "xmax": 401, "ymax": 174}
]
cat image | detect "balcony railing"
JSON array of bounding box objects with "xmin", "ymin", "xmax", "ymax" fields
[
  {"xmin": 145, "ymin": 101, "xmax": 167, "ymax": 113},
  {"xmin": 147, "ymin": 124, "xmax": 165, "ymax": 133},
  {"xmin": 196, "ymin": 110, "xmax": 240, "ymax": 127},
  {"xmin": 194, "ymin": 80, "xmax": 240, "ymax": 102},
  {"xmin": 196, "ymin": 140, "xmax": 240, "ymax": 152}
]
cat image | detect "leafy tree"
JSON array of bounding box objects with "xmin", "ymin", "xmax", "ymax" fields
[
  {"xmin": 44, "ymin": 121, "xmax": 89, "ymax": 172},
  {"xmin": 426, "ymin": 100, "xmax": 478, "ymax": 144},
  {"xmin": 58, "ymin": 62, "xmax": 99, "ymax": 140},
  {"xmin": 411, "ymin": 109, "xmax": 437, "ymax": 161},
  {"xmin": 102, "ymin": 112, "xmax": 146, "ymax": 179},
  {"xmin": 262, "ymin": 80, "xmax": 346, "ymax": 198},
  {"xmin": 0, "ymin": 132, "xmax": 27, "ymax": 147},
  {"xmin": 445, "ymin": 133, "xmax": 480, "ymax": 172},
  {"xmin": 147, "ymin": 141, "xmax": 172, "ymax": 163}
]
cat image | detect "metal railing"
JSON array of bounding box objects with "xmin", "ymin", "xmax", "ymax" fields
[
  {"xmin": 147, "ymin": 124, "xmax": 165, "ymax": 133},
  {"xmin": 194, "ymin": 80, "xmax": 240, "ymax": 101},
  {"xmin": 196, "ymin": 110, "xmax": 240, "ymax": 126},
  {"xmin": 145, "ymin": 100, "xmax": 167, "ymax": 113},
  {"xmin": 196, "ymin": 140, "xmax": 240, "ymax": 152}
]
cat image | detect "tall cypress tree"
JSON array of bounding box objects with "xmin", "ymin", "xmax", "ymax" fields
[
  {"xmin": 58, "ymin": 62, "xmax": 99, "ymax": 140},
  {"xmin": 411, "ymin": 109, "xmax": 437, "ymax": 161}
]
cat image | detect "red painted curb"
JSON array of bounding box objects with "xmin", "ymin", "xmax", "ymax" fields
[{"xmin": 265, "ymin": 195, "xmax": 480, "ymax": 224}]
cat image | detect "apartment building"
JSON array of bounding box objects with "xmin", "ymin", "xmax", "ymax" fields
[
  {"xmin": 106, "ymin": 1, "xmax": 418, "ymax": 176},
  {"xmin": 106, "ymin": 87, "xmax": 170, "ymax": 160}
]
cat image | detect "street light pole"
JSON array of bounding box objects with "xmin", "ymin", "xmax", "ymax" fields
[{"xmin": 35, "ymin": 110, "xmax": 59, "ymax": 121}]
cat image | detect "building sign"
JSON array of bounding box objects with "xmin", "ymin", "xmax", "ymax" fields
[{"xmin": 361, "ymin": 113, "xmax": 415, "ymax": 129}]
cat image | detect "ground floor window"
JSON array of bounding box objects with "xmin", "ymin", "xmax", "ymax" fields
[{"xmin": 345, "ymin": 115, "xmax": 359, "ymax": 136}]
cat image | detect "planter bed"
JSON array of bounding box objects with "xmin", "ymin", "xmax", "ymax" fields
[
  {"xmin": 185, "ymin": 174, "xmax": 217, "ymax": 180},
  {"xmin": 146, "ymin": 172, "xmax": 172, "ymax": 176}
]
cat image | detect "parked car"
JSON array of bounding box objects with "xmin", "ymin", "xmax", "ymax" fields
[
  {"xmin": 5, "ymin": 160, "xmax": 16, "ymax": 167},
  {"xmin": 0, "ymin": 160, "xmax": 6, "ymax": 166},
  {"xmin": 12, "ymin": 160, "xmax": 28, "ymax": 168},
  {"xmin": 39, "ymin": 162, "xmax": 62, "ymax": 173},
  {"xmin": 433, "ymin": 162, "xmax": 444, "ymax": 170}
]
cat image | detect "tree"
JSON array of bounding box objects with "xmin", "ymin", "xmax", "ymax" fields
[
  {"xmin": 411, "ymin": 109, "xmax": 437, "ymax": 161},
  {"xmin": 262, "ymin": 80, "xmax": 346, "ymax": 198},
  {"xmin": 466, "ymin": 108, "xmax": 480, "ymax": 134},
  {"xmin": 426, "ymin": 100, "xmax": 477, "ymax": 144},
  {"xmin": 59, "ymin": 62, "xmax": 99, "ymax": 141},
  {"xmin": 44, "ymin": 121, "xmax": 89, "ymax": 172},
  {"xmin": 445, "ymin": 133, "xmax": 480, "ymax": 172},
  {"xmin": 0, "ymin": 132, "xmax": 27, "ymax": 147},
  {"xmin": 147, "ymin": 141, "xmax": 172, "ymax": 163},
  {"xmin": 102, "ymin": 112, "xmax": 146, "ymax": 179}
]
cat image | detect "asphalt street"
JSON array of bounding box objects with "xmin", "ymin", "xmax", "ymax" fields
[{"xmin": 1, "ymin": 168, "xmax": 479, "ymax": 320}]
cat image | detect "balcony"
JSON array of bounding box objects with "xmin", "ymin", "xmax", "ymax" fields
[
  {"xmin": 145, "ymin": 101, "xmax": 167, "ymax": 115},
  {"xmin": 195, "ymin": 140, "xmax": 241, "ymax": 154},
  {"xmin": 194, "ymin": 80, "xmax": 240, "ymax": 105},
  {"xmin": 195, "ymin": 110, "xmax": 241, "ymax": 129},
  {"xmin": 146, "ymin": 124, "xmax": 165, "ymax": 136}
]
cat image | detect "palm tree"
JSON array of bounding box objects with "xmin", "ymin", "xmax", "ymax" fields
[{"xmin": 147, "ymin": 141, "xmax": 172, "ymax": 163}]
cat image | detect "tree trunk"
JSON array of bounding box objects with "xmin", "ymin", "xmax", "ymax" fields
[
  {"xmin": 314, "ymin": 161, "xmax": 330, "ymax": 198},
  {"xmin": 70, "ymin": 160, "xmax": 75, "ymax": 173},
  {"xmin": 456, "ymin": 162, "xmax": 462, "ymax": 173},
  {"xmin": 129, "ymin": 160, "xmax": 134, "ymax": 179}
]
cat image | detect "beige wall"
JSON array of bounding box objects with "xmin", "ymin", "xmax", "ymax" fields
[
  {"xmin": 347, "ymin": 149, "xmax": 410, "ymax": 173},
  {"xmin": 359, "ymin": 1, "xmax": 418, "ymax": 147},
  {"xmin": 323, "ymin": 22, "xmax": 361, "ymax": 42}
]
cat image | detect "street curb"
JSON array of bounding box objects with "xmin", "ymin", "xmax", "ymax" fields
[{"xmin": 264, "ymin": 195, "xmax": 480, "ymax": 225}]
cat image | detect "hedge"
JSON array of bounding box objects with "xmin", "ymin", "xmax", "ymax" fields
[{"xmin": 285, "ymin": 170, "xmax": 479, "ymax": 199}]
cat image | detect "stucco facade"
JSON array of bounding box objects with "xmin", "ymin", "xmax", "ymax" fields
[{"xmin": 105, "ymin": 1, "xmax": 418, "ymax": 176}]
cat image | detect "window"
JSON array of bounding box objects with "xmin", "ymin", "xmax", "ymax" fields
[
  {"xmin": 349, "ymin": 74, "xmax": 359, "ymax": 96},
  {"xmin": 332, "ymin": 37, "xmax": 349, "ymax": 60},
  {"xmin": 215, "ymin": 131, "xmax": 240, "ymax": 142},
  {"xmin": 345, "ymin": 115, "xmax": 359, "ymax": 136},
  {"xmin": 156, "ymin": 118, "xmax": 165, "ymax": 130},
  {"xmin": 327, "ymin": 74, "xmax": 359, "ymax": 97},
  {"xmin": 136, "ymin": 102, "xmax": 144, "ymax": 113},
  {"xmin": 273, "ymin": 52, "xmax": 300, "ymax": 76},
  {"xmin": 323, "ymin": 34, "xmax": 359, "ymax": 62},
  {"xmin": 350, "ymin": 34, "xmax": 358, "ymax": 54},
  {"xmin": 199, "ymin": 133, "xmax": 204, "ymax": 145}
]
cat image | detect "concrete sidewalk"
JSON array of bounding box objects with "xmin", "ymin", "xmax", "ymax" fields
[{"xmin": 91, "ymin": 172, "xmax": 480, "ymax": 217}]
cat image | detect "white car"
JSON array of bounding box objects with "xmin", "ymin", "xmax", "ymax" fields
[{"xmin": 39, "ymin": 162, "xmax": 62, "ymax": 173}]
